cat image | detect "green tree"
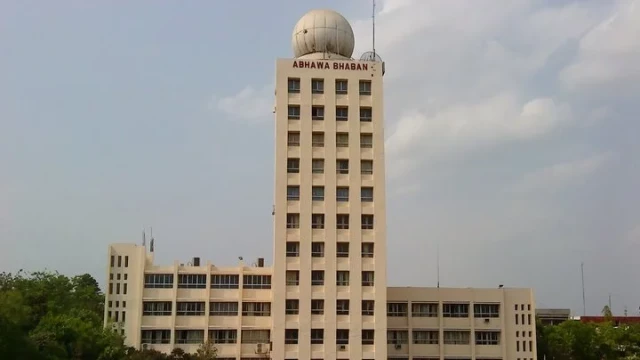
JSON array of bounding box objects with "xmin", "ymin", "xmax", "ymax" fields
[
  {"xmin": 0, "ymin": 270, "xmax": 124, "ymax": 359},
  {"xmin": 194, "ymin": 340, "xmax": 217, "ymax": 360}
]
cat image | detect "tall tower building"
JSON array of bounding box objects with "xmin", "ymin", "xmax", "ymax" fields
[{"xmin": 271, "ymin": 9, "xmax": 388, "ymax": 360}]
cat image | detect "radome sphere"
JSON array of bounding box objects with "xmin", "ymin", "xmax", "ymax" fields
[{"xmin": 292, "ymin": 9, "xmax": 355, "ymax": 59}]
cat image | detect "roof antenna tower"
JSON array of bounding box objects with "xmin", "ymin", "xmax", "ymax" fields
[{"xmin": 372, "ymin": 0, "xmax": 376, "ymax": 59}]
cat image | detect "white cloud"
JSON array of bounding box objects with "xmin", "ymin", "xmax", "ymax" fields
[
  {"xmin": 210, "ymin": 85, "xmax": 273, "ymax": 122},
  {"xmin": 385, "ymin": 94, "xmax": 572, "ymax": 179},
  {"xmin": 560, "ymin": 0, "xmax": 640, "ymax": 88},
  {"xmin": 508, "ymin": 152, "xmax": 615, "ymax": 193}
]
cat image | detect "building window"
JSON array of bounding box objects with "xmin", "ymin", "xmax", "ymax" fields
[
  {"xmin": 143, "ymin": 301, "xmax": 172, "ymax": 316},
  {"xmin": 243, "ymin": 275, "xmax": 271, "ymax": 289},
  {"xmin": 336, "ymin": 329, "xmax": 349, "ymax": 345},
  {"xmin": 311, "ymin": 270, "xmax": 324, "ymax": 286},
  {"xmin": 337, "ymin": 299, "xmax": 350, "ymax": 315},
  {"xmin": 285, "ymin": 299, "xmax": 299, "ymax": 315},
  {"xmin": 362, "ymin": 271, "xmax": 374, "ymax": 286},
  {"xmin": 286, "ymin": 270, "xmax": 299, "ymax": 286},
  {"xmin": 177, "ymin": 274, "xmax": 207, "ymax": 289},
  {"xmin": 336, "ymin": 271, "xmax": 350, "ymax": 286},
  {"xmin": 444, "ymin": 331, "xmax": 471, "ymax": 345},
  {"xmin": 337, "ymin": 214, "xmax": 349, "ymax": 229},
  {"xmin": 336, "ymin": 242, "xmax": 349, "ymax": 257},
  {"xmin": 311, "ymin": 299, "xmax": 324, "ymax": 315},
  {"xmin": 474, "ymin": 304, "xmax": 500, "ymax": 318},
  {"xmin": 311, "ymin": 79, "xmax": 324, "ymax": 94},
  {"xmin": 211, "ymin": 274, "xmax": 239, "ymax": 289},
  {"xmin": 387, "ymin": 302, "xmax": 408, "ymax": 317},
  {"xmin": 286, "ymin": 242, "xmax": 300, "ymax": 257},
  {"xmin": 287, "ymin": 213, "xmax": 300, "ymax": 229},
  {"xmin": 117, "ymin": 274, "xmax": 121, "ymax": 280},
  {"xmin": 312, "ymin": 106, "xmax": 325, "ymax": 120},
  {"xmin": 336, "ymin": 187, "xmax": 349, "ymax": 202},
  {"xmin": 312, "ymin": 159, "xmax": 324, "ymax": 174},
  {"xmin": 141, "ymin": 330, "xmax": 171, "ymax": 344},
  {"xmin": 176, "ymin": 301, "xmax": 205, "ymax": 316},
  {"xmin": 387, "ymin": 330, "xmax": 409, "ymax": 345},
  {"xmin": 336, "ymin": 132, "xmax": 349, "ymax": 147},
  {"xmin": 412, "ymin": 302, "xmax": 438, "ymax": 317},
  {"xmin": 110, "ymin": 273, "xmax": 113, "ymax": 280},
  {"xmin": 124, "ymin": 256, "xmax": 129, "ymax": 267},
  {"xmin": 362, "ymin": 215, "xmax": 374, "ymax": 229},
  {"xmin": 123, "ymin": 284, "xmax": 127, "ymax": 295},
  {"xmin": 336, "ymin": 79, "xmax": 348, "ymax": 94},
  {"xmin": 241, "ymin": 330, "xmax": 270, "ymax": 344},
  {"xmin": 312, "ymin": 132, "xmax": 324, "ymax": 147},
  {"xmin": 124, "ymin": 274, "xmax": 127, "ymax": 280},
  {"xmin": 287, "ymin": 131, "xmax": 300, "ymax": 146},
  {"xmin": 362, "ymin": 300, "xmax": 375, "ymax": 316},
  {"xmin": 360, "ymin": 133, "xmax": 373, "ymax": 148},
  {"xmin": 336, "ymin": 106, "xmax": 349, "ymax": 121},
  {"xmin": 312, "ymin": 214, "xmax": 325, "ymax": 229},
  {"xmin": 312, "ymin": 186, "xmax": 324, "ymax": 201},
  {"xmin": 287, "ymin": 158, "xmax": 300, "ymax": 173},
  {"xmin": 288, "ymin": 78, "xmax": 300, "ymax": 93},
  {"xmin": 311, "ymin": 329, "xmax": 324, "ymax": 344},
  {"xmin": 284, "ymin": 329, "xmax": 299, "ymax": 345},
  {"xmin": 413, "ymin": 330, "xmax": 438, "ymax": 344},
  {"xmin": 110, "ymin": 256, "xmax": 115, "ymax": 267},
  {"xmin": 337, "ymin": 159, "xmax": 349, "ymax": 174},
  {"xmin": 361, "ymin": 187, "xmax": 374, "ymax": 202},
  {"xmin": 116, "ymin": 283, "xmax": 121, "ymax": 294},
  {"xmin": 210, "ymin": 302, "xmax": 238, "ymax": 316},
  {"xmin": 210, "ymin": 329, "xmax": 237, "ymax": 344},
  {"xmin": 287, "ymin": 186, "xmax": 300, "ymax": 201},
  {"xmin": 359, "ymin": 80, "xmax": 372, "ymax": 95},
  {"xmin": 443, "ymin": 303, "xmax": 470, "ymax": 318},
  {"xmin": 361, "ymin": 160, "xmax": 373, "ymax": 174},
  {"xmin": 362, "ymin": 329, "xmax": 375, "ymax": 345},
  {"xmin": 288, "ymin": 105, "xmax": 300, "ymax": 120},
  {"xmin": 361, "ymin": 243, "xmax": 374, "ymax": 258},
  {"xmin": 360, "ymin": 107, "xmax": 372, "ymax": 122},
  {"xmin": 475, "ymin": 331, "xmax": 500, "ymax": 345},
  {"xmin": 311, "ymin": 242, "xmax": 325, "ymax": 257},
  {"xmin": 242, "ymin": 302, "xmax": 271, "ymax": 316},
  {"xmin": 144, "ymin": 274, "xmax": 174, "ymax": 289},
  {"xmin": 176, "ymin": 330, "xmax": 204, "ymax": 344},
  {"xmin": 117, "ymin": 256, "xmax": 122, "ymax": 267}
]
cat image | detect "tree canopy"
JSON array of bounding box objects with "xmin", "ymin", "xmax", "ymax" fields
[
  {"xmin": 537, "ymin": 315, "xmax": 640, "ymax": 360},
  {"xmin": 0, "ymin": 271, "xmax": 216, "ymax": 360}
]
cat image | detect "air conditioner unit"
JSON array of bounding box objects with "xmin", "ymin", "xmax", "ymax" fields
[
  {"xmin": 141, "ymin": 343, "xmax": 149, "ymax": 350},
  {"xmin": 395, "ymin": 343, "xmax": 402, "ymax": 349},
  {"xmin": 256, "ymin": 343, "xmax": 270, "ymax": 354},
  {"xmin": 338, "ymin": 344, "xmax": 347, "ymax": 351},
  {"xmin": 484, "ymin": 318, "xmax": 490, "ymax": 323}
]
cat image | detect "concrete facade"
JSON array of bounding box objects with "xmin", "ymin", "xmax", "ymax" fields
[{"xmin": 103, "ymin": 8, "xmax": 538, "ymax": 360}]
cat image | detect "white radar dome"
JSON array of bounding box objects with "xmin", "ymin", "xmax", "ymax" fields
[{"xmin": 292, "ymin": 9, "xmax": 355, "ymax": 59}]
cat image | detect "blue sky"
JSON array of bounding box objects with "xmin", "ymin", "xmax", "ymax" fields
[{"xmin": 1, "ymin": 0, "xmax": 639, "ymax": 317}]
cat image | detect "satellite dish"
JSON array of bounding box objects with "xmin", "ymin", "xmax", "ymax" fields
[{"xmin": 360, "ymin": 51, "xmax": 385, "ymax": 75}]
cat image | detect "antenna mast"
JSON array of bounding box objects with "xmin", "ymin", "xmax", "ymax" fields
[
  {"xmin": 372, "ymin": 0, "xmax": 376, "ymax": 59},
  {"xmin": 581, "ymin": 262, "xmax": 586, "ymax": 316},
  {"xmin": 436, "ymin": 242, "xmax": 440, "ymax": 288}
]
